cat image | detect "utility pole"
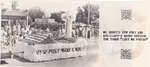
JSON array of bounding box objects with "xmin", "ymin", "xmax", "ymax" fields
[
  {"xmin": 87, "ymin": 3, "xmax": 90, "ymax": 25},
  {"xmin": 12, "ymin": 0, "xmax": 18, "ymax": 10},
  {"xmin": 10, "ymin": 0, "xmax": 18, "ymax": 59},
  {"xmin": 87, "ymin": 1, "xmax": 91, "ymax": 38},
  {"xmin": 8, "ymin": 20, "xmax": 14, "ymax": 59}
]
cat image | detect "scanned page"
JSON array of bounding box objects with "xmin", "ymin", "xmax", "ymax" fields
[{"xmin": 0, "ymin": 0, "xmax": 150, "ymax": 67}]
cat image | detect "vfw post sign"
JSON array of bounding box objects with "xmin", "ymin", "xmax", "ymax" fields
[{"xmin": 23, "ymin": 38, "xmax": 87, "ymax": 62}]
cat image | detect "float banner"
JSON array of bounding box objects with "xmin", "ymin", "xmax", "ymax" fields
[{"xmin": 23, "ymin": 39, "xmax": 87, "ymax": 61}]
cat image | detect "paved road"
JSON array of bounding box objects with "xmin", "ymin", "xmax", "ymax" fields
[{"xmin": 1, "ymin": 39, "xmax": 99, "ymax": 67}]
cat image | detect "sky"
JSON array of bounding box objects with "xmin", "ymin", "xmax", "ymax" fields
[
  {"xmin": 1, "ymin": 0, "xmax": 140, "ymax": 15},
  {"xmin": 1, "ymin": 0, "xmax": 93, "ymax": 17},
  {"xmin": 1, "ymin": 0, "xmax": 144, "ymax": 19}
]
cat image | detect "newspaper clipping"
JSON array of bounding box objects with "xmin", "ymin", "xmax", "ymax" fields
[{"xmin": 0, "ymin": 0, "xmax": 150, "ymax": 67}]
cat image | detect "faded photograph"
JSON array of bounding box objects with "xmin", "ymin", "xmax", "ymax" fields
[
  {"xmin": 0, "ymin": 0, "xmax": 99, "ymax": 67},
  {"xmin": 1, "ymin": 0, "xmax": 150, "ymax": 67}
]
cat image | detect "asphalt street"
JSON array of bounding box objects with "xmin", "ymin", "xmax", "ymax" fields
[{"xmin": 1, "ymin": 38, "xmax": 100, "ymax": 67}]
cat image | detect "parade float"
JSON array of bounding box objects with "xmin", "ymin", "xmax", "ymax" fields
[
  {"xmin": 21, "ymin": 33, "xmax": 87, "ymax": 62},
  {"xmin": 15, "ymin": 14, "xmax": 88, "ymax": 62}
]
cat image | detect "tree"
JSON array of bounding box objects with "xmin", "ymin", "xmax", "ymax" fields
[
  {"xmin": 1, "ymin": 8, "xmax": 8, "ymax": 14},
  {"xmin": 28, "ymin": 7, "xmax": 45, "ymax": 22},
  {"xmin": 75, "ymin": 4, "xmax": 99, "ymax": 24},
  {"xmin": 50, "ymin": 11, "xmax": 65, "ymax": 23}
]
